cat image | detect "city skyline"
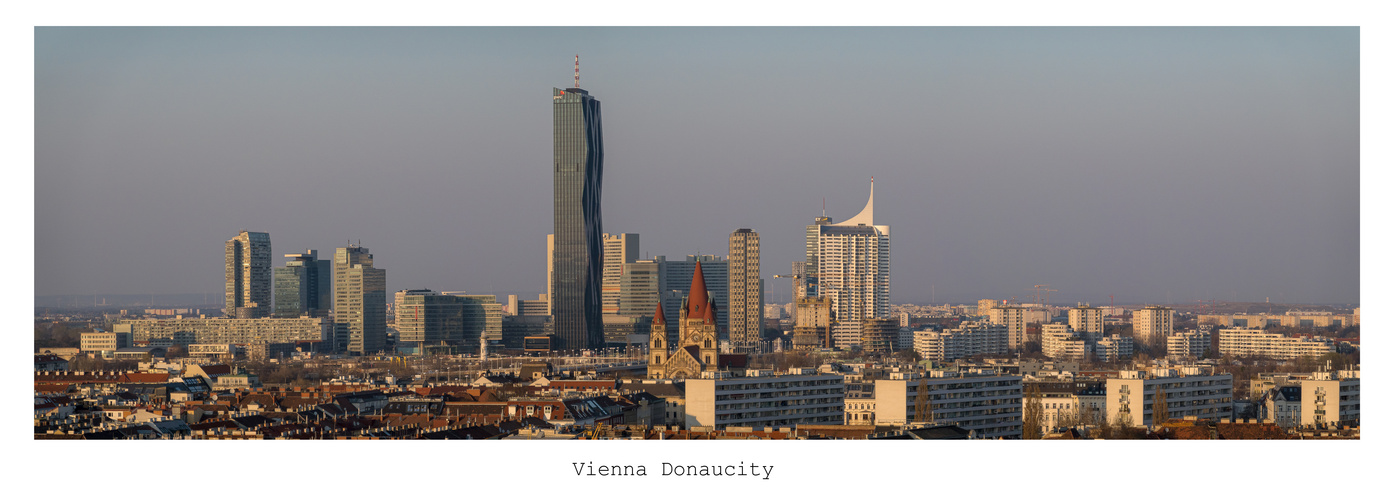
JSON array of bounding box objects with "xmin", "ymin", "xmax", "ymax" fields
[{"xmin": 35, "ymin": 27, "xmax": 1358, "ymax": 305}]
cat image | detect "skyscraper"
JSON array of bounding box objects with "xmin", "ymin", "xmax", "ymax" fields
[
  {"xmin": 728, "ymin": 228, "xmax": 762, "ymax": 350},
  {"xmin": 551, "ymin": 78, "xmax": 605, "ymax": 351},
  {"xmin": 274, "ymin": 249, "xmax": 331, "ymax": 318},
  {"xmin": 225, "ymin": 230, "xmax": 271, "ymax": 319},
  {"xmin": 812, "ymin": 179, "xmax": 891, "ymax": 349},
  {"xmin": 334, "ymin": 244, "xmax": 385, "ymax": 355}
]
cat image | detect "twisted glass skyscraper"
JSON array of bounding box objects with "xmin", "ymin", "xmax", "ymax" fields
[{"xmin": 551, "ymin": 86, "xmax": 604, "ymax": 350}]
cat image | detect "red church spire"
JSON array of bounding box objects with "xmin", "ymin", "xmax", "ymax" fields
[{"xmin": 687, "ymin": 261, "xmax": 709, "ymax": 319}]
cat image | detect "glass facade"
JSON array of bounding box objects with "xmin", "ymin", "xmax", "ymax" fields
[
  {"xmin": 551, "ymin": 87, "xmax": 605, "ymax": 350},
  {"xmin": 225, "ymin": 231, "xmax": 271, "ymax": 318}
]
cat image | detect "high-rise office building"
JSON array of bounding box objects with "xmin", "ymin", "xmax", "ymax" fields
[
  {"xmin": 274, "ymin": 250, "xmax": 331, "ymax": 318},
  {"xmin": 810, "ymin": 179, "xmax": 891, "ymax": 348},
  {"xmin": 551, "ymin": 81, "xmax": 605, "ymax": 351},
  {"xmin": 657, "ymin": 255, "xmax": 728, "ymax": 343},
  {"xmin": 728, "ymin": 229, "xmax": 762, "ymax": 349},
  {"xmin": 445, "ymin": 292, "xmax": 503, "ymax": 348},
  {"xmin": 394, "ymin": 289, "xmax": 465, "ymax": 345},
  {"xmin": 334, "ymin": 245, "xmax": 385, "ymax": 355},
  {"xmin": 225, "ymin": 231, "xmax": 271, "ymax": 319},
  {"xmin": 602, "ymin": 233, "xmax": 639, "ymax": 316}
]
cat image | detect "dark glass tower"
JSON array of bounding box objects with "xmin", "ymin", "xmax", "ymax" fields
[{"xmin": 551, "ymin": 85, "xmax": 604, "ymax": 350}]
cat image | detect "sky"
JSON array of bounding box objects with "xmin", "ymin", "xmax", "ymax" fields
[{"xmin": 33, "ymin": 27, "xmax": 1359, "ymax": 306}]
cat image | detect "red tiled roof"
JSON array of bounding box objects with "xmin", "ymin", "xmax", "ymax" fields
[
  {"xmin": 653, "ymin": 301, "xmax": 666, "ymax": 325},
  {"xmin": 687, "ymin": 262, "xmax": 708, "ymax": 319}
]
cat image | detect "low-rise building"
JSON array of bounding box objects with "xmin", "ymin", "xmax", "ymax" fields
[
  {"xmin": 80, "ymin": 331, "xmax": 131, "ymax": 353},
  {"xmin": 685, "ymin": 368, "xmax": 845, "ymax": 429},
  {"xmin": 874, "ymin": 371, "xmax": 1023, "ymax": 439},
  {"xmin": 1217, "ymin": 328, "xmax": 1335, "ymax": 360},
  {"xmin": 1095, "ymin": 334, "xmax": 1135, "ymax": 361},
  {"xmin": 115, "ymin": 317, "xmax": 328, "ymax": 346},
  {"xmin": 1167, "ymin": 330, "xmax": 1212, "ymax": 359},
  {"xmin": 1105, "ymin": 367, "xmax": 1233, "ymax": 428}
]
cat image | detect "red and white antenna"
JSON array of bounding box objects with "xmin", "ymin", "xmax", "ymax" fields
[{"xmin": 574, "ymin": 54, "xmax": 580, "ymax": 88}]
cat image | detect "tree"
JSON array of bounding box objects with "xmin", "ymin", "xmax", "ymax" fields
[
  {"xmin": 1022, "ymin": 384, "xmax": 1043, "ymax": 439},
  {"xmin": 913, "ymin": 379, "xmax": 931, "ymax": 423},
  {"xmin": 1152, "ymin": 385, "xmax": 1169, "ymax": 430}
]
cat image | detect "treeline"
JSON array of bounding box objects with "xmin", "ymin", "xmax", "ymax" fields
[{"xmin": 35, "ymin": 322, "xmax": 86, "ymax": 350}]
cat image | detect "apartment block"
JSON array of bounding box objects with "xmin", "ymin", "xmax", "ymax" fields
[
  {"xmin": 1217, "ymin": 328, "xmax": 1336, "ymax": 360},
  {"xmin": 684, "ymin": 369, "xmax": 845, "ymax": 429},
  {"xmin": 1105, "ymin": 367, "xmax": 1233, "ymax": 428},
  {"xmin": 874, "ymin": 371, "xmax": 1024, "ymax": 439}
]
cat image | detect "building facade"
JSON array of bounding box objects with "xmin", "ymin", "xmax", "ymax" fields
[
  {"xmin": 273, "ymin": 250, "xmax": 331, "ymax": 318},
  {"xmin": 684, "ymin": 369, "xmax": 845, "ymax": 430},
  {"xmin": 874, "ymin": 371, "xmax": 1024, "ymax": 439},
  {"xmin": 989, "ymin": 305, "xmax": 1029, "ymax": 350},
  {"xmin": 811, "ymin": 179, "xmax": 890, "ymax": 350},
  {"xmin": 1104, "ymin": 367, "xmax": 1233, "ymax": 428},
  {"xmin": 601, "ymin": 233, "xmax": 639, "ymax": 317},
  {"xmin": 1067, "ymin": 304, "xmax": 1105, "ymax": 339},
  {"xmin": 334, "ymin": 245, "xmax": 385, "ymax": 355},
  {"xmin": 728, "ymin": 228, "xmax": 763, "ymax": 350},
  {"xmin": 225, "ymin": 231, "xmax": 271, "ymax": 319},
  {"xmin": 551, "ymin": 85, "xmax": 605, "ymax": 351},
  {"xmin": 861, "ymin": 317, "xmax": 900, "ymax": 354},
  {"xmin": 1217, "ymin": 328, "xmax": 1335, "ymax": 360},
  {"xmin": 1167, "ymin": 330, "xmax": 1212, "ymax": 359},
  {"xmin": 1132, "ymin": 306, "xmax": 1175, "ymax": 347},
  {"xmin": 114, "ymin": 317, "xmax": 328, "ymax": 345},
  {"xmin": 793, "ymin": 296, "xmax": 834, "ymax": 350},
  {"xmin": 913, "ymin": 321, "xmax": 1009, "ymax": 361}
]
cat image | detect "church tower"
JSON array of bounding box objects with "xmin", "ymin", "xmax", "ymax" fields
[{"xmin": 647, "ymin": 301, "xmax": 669, "ymax": 378}]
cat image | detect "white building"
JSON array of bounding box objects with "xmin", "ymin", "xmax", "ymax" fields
[
  {"xmin": 1105, "ymin": 367, "xmax": 1233, "ymax": 428},
  {"xmin": 874, "ymin": 371, "xmax": 1024, "ymax": 439},
  {"xmin": 684, "ymin": 368, "xmax": 845, "ymax": 429},
  {"xmin": 913, "ymin": 321, "xmax": 1008, "ymax": 361},
  {"xmin": 811, "ymin": 179, "xmax": 890, "ymax": 350},
  {"xmin": 1095, "ymin": 334, "xmax": 1135, "ymax": 362},
  {"xmin": 1132, "ymin": 306, "xmax": 1174, "ymax": 347},
  {"xmin": 1167, "ymin": 330, "xmax": 1212, "ymax": 359},
  {"xmin": 1217, "ymin": 328, "xmax": 1335, "ymax": 360},
  {"xmin": 1067, "ymin": 304, "xmax": 1105, "ymax": 339},
  {"xmin": 1299, "ymin": 370, "xmax": 1360, "ymax": 428},
  {"xmin": 1041, "ymin": 323, "xmax": 1089, "ymax": 360},
  {"xmin": 989, "ymin": 305, "xmax": 1029, "ymax": 350}
]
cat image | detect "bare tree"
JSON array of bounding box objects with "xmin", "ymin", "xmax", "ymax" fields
[
  {"xmin": 913, "ymin": 379, "xmax": 931, "ymax": 423},
  {"xmin": 1022, "ymin": 384, "xmax": 1043, "ymax": 439}
]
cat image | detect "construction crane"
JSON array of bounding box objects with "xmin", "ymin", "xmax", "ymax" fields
[{"xmin": 1025, "ymin": 284, "xmax": 1059, "ymax": 305}]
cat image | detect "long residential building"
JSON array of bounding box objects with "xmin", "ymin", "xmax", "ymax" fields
[
  {"xmin": 913, "ymin": 321, "xmax": 1008, "ymax": 361},
  {"xmin": 114, "ymin": 317, "xmax": 328, "ymax": 345},
  {"xmin": 1105, "ymin": 367, "xmax": 1233, "ymax": 428},
  {"xmin": 1041, "ymin": 323, "xmax": 1089, "ymax": 360},
  {"xmin": 684, "ymin": 369, "xmax": 845, "ymax": 430},
  {"xmin": 874, "ymin": 371, "xmax": 1024, "ymax": 439},
  {"xmin": 1217, "ymin": 328, "xmax": 1335, "ymax": 360}
]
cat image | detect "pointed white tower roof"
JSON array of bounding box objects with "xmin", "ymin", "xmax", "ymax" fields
[{"xmin": 835, "ymin": 176, "xmax": 875, "ymax": 226}]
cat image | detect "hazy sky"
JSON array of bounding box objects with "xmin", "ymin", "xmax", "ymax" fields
[{"xmin": 34, "ymin": 27, "xmax": 1359, "ymax": 305}]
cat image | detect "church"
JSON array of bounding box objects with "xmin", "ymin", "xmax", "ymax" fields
[{"xmin": 647, "ymin": 262, "xmax": 747, "ymax": 379}]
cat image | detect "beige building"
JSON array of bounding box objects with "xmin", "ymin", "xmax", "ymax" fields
[
  {"xmin": 1095, "ymin": 334, "xmax": 1135, "ymax": 361},
  {"xmin": 727, "ymin": 229, "xmax": 763, "ymax": 349},
  {"xmin": 978, "ymin": 299, "xmax": 999, "ymax": 318},
  {"xmin": 1217, "ymin": 328, "xmax": 1335, "ymax": 360},
  {"xmin": 1105, "ymin": 367, "xmax": 1232, "ymax": 428},
  {"xmin": 989, "ymin": 305, "xmax": 1029, "ymax": 350},
  {"xmin": 913, "ymin": 321, "xmax": 1009, "ymax": 361},
  {"xmin": 874, "ymin": 371, "xmax": 1024, "ymax": 439},
  {"xmin": 685, "ymin": 368, "xmax": 845, "ymax": 429},
  {"xmin": 1132, "ymin": 306, "xmax": 1174, "ymax": 347},
  {"xmin": 334, "ymin": 245, "xmax": 386, "ymax": 355},
  {"xmin": 1067, "ymin": 304, "xmax": 1105, "ymax": 339},
  {"xmin": 1167, "ymin": 330, "xmax": 1212, "ymax": 359},
  {"xmin": 793, "ymin": 296, "xmax": 834, "ymax": 350},
  {"xmin": 601, "ymin": 233, "xmax": 640, "ymax": 317},
  {"xmin": 1299, "ymin": 370, "xmax": 1360, "ymax": 428},
  {"xmin": 1198, "ymin": 311, "xmax": 1354, "ymax": 329},
  {"xmin": 1041, "ymin": 324, "xmax": 1089, "ymax": 360},
  {"xmin": 80, "ymin": 331, "xmax": 131, "ymax": 353}
]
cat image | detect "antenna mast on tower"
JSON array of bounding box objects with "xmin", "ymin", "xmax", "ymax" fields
[{"xmin": 574, "ymin": 55, "xmax": 580, "ymax": 88}]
